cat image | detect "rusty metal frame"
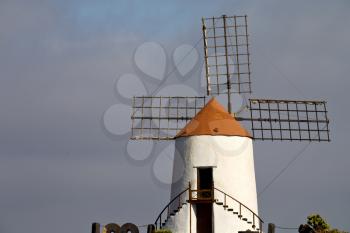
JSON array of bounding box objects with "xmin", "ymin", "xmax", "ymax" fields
[
  {"xmin": 246, "ymin": 98, "xmax": 330, "ymax": 141},
  {"xmin": 202, "ymin": 15, "xmax": 251, "ymax": 96},
  {"xmin": 131, "ymin": 96, "xmax": 206, "ymax": 140}
]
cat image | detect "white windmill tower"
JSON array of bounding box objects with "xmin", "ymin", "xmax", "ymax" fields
[{"xmin": 130, "ymin": 15, "xmax": 330, "ymax": 233}]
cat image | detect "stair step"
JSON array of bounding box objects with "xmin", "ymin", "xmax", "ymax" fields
[
  {"xmin": 170, "ymin": 213, "xmax": 175, "ymax": 216},
  {"xmin": 242, "ymin": 218, "xmax": 248, "ymax": 221},
  {"xmin": 252, "ymin": 225, "xmax": 256, "ymax": 229},
  {"xmin": 215, "ymin": 202, "xmax": 223, "ymax": 205},
  {"xmin": 227, "ymin": 208, "xmax": 233, "ymax": 211},
  {"xmin": 233, "ymin": 212, "xmax": 238, "ymax": 215},
  {"xmin": 247, "ymin": 221, "xmax": 252, "ymax": 224},
  {"xmin": 238, "ymin": 214, "xmax": 243, "ymax": 218}
]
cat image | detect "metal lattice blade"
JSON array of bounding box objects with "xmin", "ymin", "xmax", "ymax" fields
[
  {"xmin": 243, "ymin": 98, "xmax": 330, "ymax": 142},
  {"xmin": 202, "ymin": 15, "xmax": 251, "ymax": 96},
  {"xmin": 131, "ymin": 96, "xmax": 206, "ymax": 140}
]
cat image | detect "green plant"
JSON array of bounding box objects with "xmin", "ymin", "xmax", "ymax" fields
[
  {"xmin": 299, "ymin": 214, "xmax": 348, "ymax": 233},
  {"xmin": 154, "ymin": 229, "xmax": 172, "ymax": 233},
  {"xmin": 307, "ymin": 214, "xmax": 330, "ymax": 231}
]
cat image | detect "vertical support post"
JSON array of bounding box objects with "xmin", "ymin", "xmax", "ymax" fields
[
  {"xmin": 268, "ymin": 223, "xmax": 276, "ymax": 233},
  {"xmin": 91, "ymin": 223, "xmax": 100, "ymax": 233},
  {"xmin": 233, "ymin": 15, "xmax": 241, "ymax": 94},
  {"xmin": 185, "ymin": 97, "xmax": 188, "ymax": 124},
  {"xmin": 314, "ymin": 102, "xmax": 320, "ymax": 140},
  {"xmin": 202, "ymin": 17, "xmax": 210, "ymax": 95},
  {"xmin": 305, "ymin": 103, "xmax": 311, "ymax": 141},
  {"xmin": 167, "ymin": 97, "xmax": 171, "ymax": 137},
  {"xmin": 147, "ymin": 224, "xmax": 155, "ymax": 233},
  {"xmin": 287, "ymin": 102, "xmax": 292, "ymax": 140},
  {"xmin": 140, "ymin": 97, "xmax": 145, "ymax": 138},
  {"xmin": 194, "ymin": 97, "xmax": 197, "ymax": 115},
  {"xmin": 131, "ymin": 97, "xmax": 135, "ymax": 138},
  {"xmin": 258, "ymin": 101, "xmax": 264, "ymax": 140},
  {"xmin": 158, "ymin": 96, "xmax": 162, "ymax": 139},
  {"xmin": 267, "ymin": 102, "xmax": 273, "ymax": 141},
  {"xmin": 222, "ymin": 14, "xmax": 232, "ymax": 113},
  {"xmin": 189, "ymin": 203, "xmax": 192, "ymax": 233},
  {"xmin": 324, "ymin": 102, "xmax": 330, "ymax": 141},
  {"xmin": 239, "ymin": 203, "xmax": 242, "ymax": 218},
  {"xmin": 150, "ymin": 97, "xmax": 153, "ymax": 139},
  {"xmin": 249, "ymin": 100, "xmax": 255, "ymax": 139},
  {"xmin": 212, "ymin": 17, "xmax": 219, "ymax": 94},
  {"xmin": 277, "ymin": 102, "xmax": 282, "ymax": 140},
  {"xmin": 244, "ymin": 15, "xmax": 252, "ymax": 93},
  {"xmin": 224, "ymin": 194, "xmax": 227, "ymax": 209},
  {"xmin": 160, "ymin": 215, "xmax": 162, "ymax": 229},
  {"xmin": 252, "ymin": 215, "xmax": 256, "ymax": 229},
  {"xmin": 296, "ymin": 102, "xmax": 302, "ymax": 140},
  {"xmin": 176, "ymin": 97, "xmax": 179, "ymax": 134}
]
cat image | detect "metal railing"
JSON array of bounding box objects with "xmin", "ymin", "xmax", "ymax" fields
[
  {"xmin": 214, "ymin": 187, "xmax": 264, "ymax": 232},
  {"xmin": 154, "ymin": 188, "xmax": 189, "ymax": 229},
  {"xmin": 154, "ymin": 184, "xmax": 264, "ymax": 232},
  {"xmin": 189, "ymin": 188, "xmax": 214, "ymax": 202}
]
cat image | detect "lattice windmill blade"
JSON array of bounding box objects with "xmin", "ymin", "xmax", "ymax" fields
[
  {"xmin": 130, "ymin": 14, "xmax": 331, "ymax": 143},
  {"xmin": 235, "ymin": 98, "xmax": 330, "ymax": 142},
  {"xmin": 130, "ymin": 96, "xmax": 207, "ymax": 140},
  {"xmin": 202, "ymin": 15, "xmax": 251, "ymax": 113}
]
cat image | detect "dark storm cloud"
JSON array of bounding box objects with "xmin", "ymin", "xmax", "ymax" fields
[{"xmin": 0, "ymin": 0, "xmax": 349, "ymax": 233}]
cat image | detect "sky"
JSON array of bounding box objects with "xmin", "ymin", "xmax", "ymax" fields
[{"xmin": 0, "ymin": 0, "xmax": 349, "ymax": 233}]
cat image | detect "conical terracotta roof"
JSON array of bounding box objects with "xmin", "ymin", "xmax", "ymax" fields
[{"xmin": 175, "ymin": 97, "xmax": 251, "ymax": 138}]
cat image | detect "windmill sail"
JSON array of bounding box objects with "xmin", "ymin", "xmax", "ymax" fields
[
  {"xmin": 202, "ymin": 15, "xmax": 251, "ymax": 96},
  {"xmin": 244, "ymin": 98, "xmax": 330, "ymax": 141},
  {"xmin": 131, "ymin": 96, "xmax": 206, "ymax": 140},
  {"xmin": 130, "ymin": 14, "xmax": 330, "ymax": 143}
]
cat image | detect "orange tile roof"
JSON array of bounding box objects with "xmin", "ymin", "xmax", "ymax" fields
[{"xmin": 175, "ymin": 97, "xmax": 251, "ymax": 138}]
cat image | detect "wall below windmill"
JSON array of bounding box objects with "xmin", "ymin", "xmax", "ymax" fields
[
  {"xmin": 212, "ymin": 136, "xmax": 258, "ymax": 215},
  {"xmin": 169, "ymin": 135, "xmax": 259, "ymax": 232},
  {"xmin": 171, "ymin": 135, "xmax": 258, "ymax": 211}
]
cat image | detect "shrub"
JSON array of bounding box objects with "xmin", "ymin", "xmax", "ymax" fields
[{"xmin": 154, "ymin": 229, "xmax": 172, "ymax": 233}]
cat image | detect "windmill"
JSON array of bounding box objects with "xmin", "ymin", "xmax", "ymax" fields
[{"xmin": 130, "ymin": 15, "xmax": 330, "ymax": 233}]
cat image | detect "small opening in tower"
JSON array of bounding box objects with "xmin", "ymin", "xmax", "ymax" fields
[{"xmin": 198, "ymin": 167, "xmax": 213, "ymax": 191}]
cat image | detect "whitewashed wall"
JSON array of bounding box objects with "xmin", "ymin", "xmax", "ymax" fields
[{"xmin": 167, "ymin": 135, "xmax": 258, "ymax": 233}]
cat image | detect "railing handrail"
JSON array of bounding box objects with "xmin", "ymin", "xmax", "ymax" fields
[
  {"xmin": 190, "ymin": 188, "xmax": 214, "ymax": 201},
  {"xmin": 154, "ymin": 185, "xmax": 264, "ymax": 230},
  {"xmin": 154, "ymin": 187, "xmax": 189, "ymax": 228},
  {"xmin": 214, "ymin": 187, "xmax": 264, "ymax": 223},
  {"xmin": 190, "ymin": 188, "xmax": 212, "ymax": 192}
]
